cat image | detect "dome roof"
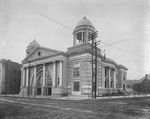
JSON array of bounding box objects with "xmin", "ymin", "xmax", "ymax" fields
[
  {"xmin": 76, "ymin": 17, "xmax": 94, "ymax": 28},
  {"xmin": 74, "ymin": 17, "xmax": 95, "ymax": 33},
  {"xmin": 104, "ymin": 57, "xmax": 117, "ymax": 66},
  {"xmin": 117, "ymin": 64, "xmax": 128, "ymax": 70},
  {"xmin": 27, "ymin": 39, "xmax": 40, "ymax": 50}
]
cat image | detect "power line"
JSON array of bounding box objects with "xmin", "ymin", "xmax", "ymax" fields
[
  {"xmin": 100, "ymin": 41, "xmax": 143, "ymax": 57},
  {"xmin": 34, "ymin": 10, "xmax": 74, "ymax": 31},
  {"xmin": 100, "ymin": 38, "xmax": 131, "ymax": 48},
  {"xmin": 33, "ymin": 10, "xmax": 143, "ymax": 58}
]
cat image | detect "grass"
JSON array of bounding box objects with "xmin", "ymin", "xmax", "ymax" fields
[{"xmin": 0, "ymin": 96, "xmax": 150, "ymax": 119}]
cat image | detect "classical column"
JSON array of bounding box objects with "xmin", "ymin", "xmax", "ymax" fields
[
  {"xmin": 103, "ymin": 66, "xmax": 105, "ymax": 88},
  {"xmin": 59, "ymin": 60, "xmax": 63, "ymax": 86},
  {"xmin": 114, "ymin": 70, "xmax": 116, "ymax": 89},
  {"xmin": 33, "ymin": 66, "xmax": 37, "ymax": 95},
  {"xmin": 34, "ymin": 66, "xmax": 37, "ymax": 86},
  {"xmin": 108, "ymin": 68, "xmax": 111, "ymax": 88},
  {"xmin": 53, "ymin": 61, "xmax": 56, "ymax": 87},
  {"xmin": 25, "ymin": 67, "xmax": 29, "ymax": 96},
  {"xmin": 26, "ymin": 67, "xmax": 29, "ymax": 87},
  {"xmin": 42, "ymin": 64, "xmax": 46, "ymax": 95},
  {"xmin": 43, "ymin": 64, "xmax": 46, "ymax": 86},
  {"xmin": 22, "ymin": 67, "xmax": 26, "ymax": 87}
]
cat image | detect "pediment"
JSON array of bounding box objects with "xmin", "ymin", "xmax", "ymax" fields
[{"xmin": 22, "ymin": 47, "xmax": 61, "ymax": 63}]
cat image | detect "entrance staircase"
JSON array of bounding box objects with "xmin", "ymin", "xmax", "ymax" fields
[{"xmin": 117, "ymin": 89, "xmax": 129, "ymax": 95}]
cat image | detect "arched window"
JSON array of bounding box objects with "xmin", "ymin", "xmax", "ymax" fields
[
  {"xmin": 46, "ymin": 73, "xmax": 52, "ymax": 86},
  {"xmin": 37, "ymin": 75, "xmax": 42, "ymax": 86}
]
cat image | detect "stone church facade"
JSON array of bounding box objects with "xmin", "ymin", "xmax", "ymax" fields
[{"xmin": 20, "ymin": 17, "xmax": 128, "ymax": 97}]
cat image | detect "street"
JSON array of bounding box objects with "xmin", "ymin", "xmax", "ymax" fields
[{"xmin": 0, "ymin": 96, "xmax": 150, "ymax": 119}]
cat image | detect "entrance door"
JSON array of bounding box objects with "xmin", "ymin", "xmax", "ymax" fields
[
  {"xmin": 123, "ymin": 84, "xmax": 125, "ymax": 90},
  {"xmin": 47, "ymin": 88, "xmax": 51, "ymax": 95},
  {"xmin": 37, "ymin": 88, "xmax": 41, "ymax": 95}
]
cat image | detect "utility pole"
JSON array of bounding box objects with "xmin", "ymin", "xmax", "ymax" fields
[
  {"xmin": 91, "ymin": 38, "xmax": 94, "ymax": 99},
  {"xmin": 95, "ymin": 41, "xmax": 97, "ymax": 99},
  {"xmin": 89, "ymin": 31, "xmax": 98, "ymax": 99}
]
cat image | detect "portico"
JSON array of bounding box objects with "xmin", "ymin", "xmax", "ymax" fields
[{"xmin": 21, "ymin": 52, "xmax": 66, "ymax": 96}]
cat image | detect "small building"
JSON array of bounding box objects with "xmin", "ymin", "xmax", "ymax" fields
[
  {"xmin": 127, "ymin": 79, "xmax": 139, "ymax": 89},
  {"xmin": 133, "ymin": 74, "xmax": 150, "ymax": 94},
  {"xmin": 0, "ymin": 59, "xmax": 22, "ymax": 94}
]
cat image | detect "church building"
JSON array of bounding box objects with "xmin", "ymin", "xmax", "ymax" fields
[{"xmin": 20, "ymin": 17, "xmax": 128, "ymax": 97}]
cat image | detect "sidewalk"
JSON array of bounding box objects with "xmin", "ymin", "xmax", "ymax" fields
[{"xmin": 0, "ymin": 94, "xmax": 150, "ymax": 100}]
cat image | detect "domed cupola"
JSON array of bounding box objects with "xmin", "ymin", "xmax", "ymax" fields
[
  {"xmin": 73, "ymin": 17, "xmax": 95, "ymax": 46},
  {"xmin": 26, "ymin": 39, "xmax": 40, "ymax": 56}
]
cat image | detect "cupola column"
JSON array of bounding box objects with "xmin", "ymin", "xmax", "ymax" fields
[
  {"xmin": 85, "ymin": 29, "xmax": 88, "ymax": 42},
  {"xmin": 73, "ymin": 34, "xmax": 76, "ymax": 46},
  {"xmin": 81, "ymin": 32, "xmax": 84, "ymax": 43}
]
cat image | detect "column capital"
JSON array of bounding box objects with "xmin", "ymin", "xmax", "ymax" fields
[
  {"xmin": 53, "ymin": 61, "xmax": 56, "ymax": 63},
  {"xmin": 34, "ymin": 65, "xmax": 37, "ymax": 68}
]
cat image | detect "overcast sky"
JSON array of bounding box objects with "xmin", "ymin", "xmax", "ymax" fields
[{"xmin": 0, "ymin": 0, "xmax": 150, "ymax": 80}]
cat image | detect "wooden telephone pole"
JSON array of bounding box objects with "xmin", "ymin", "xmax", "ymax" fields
[{"xmin": 89, "ymin": 31, "xmax": 99, "ymax": 99}]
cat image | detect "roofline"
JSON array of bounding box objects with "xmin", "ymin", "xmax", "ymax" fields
[
  {"xmin": 22, "ymin": 52, "xmax": 67, "ymax": 64},
  {"xmin": 22, "ymin": 46, "xmax": 65, "ymax": 63}
]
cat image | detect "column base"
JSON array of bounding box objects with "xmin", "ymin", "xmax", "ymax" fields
[
  {"xmin": 42, "ymin": 87, "xmax": 46, "ymax": 96},
  {"xmin": 32, "ymin": 87, "xmax": 37, "ymax": 96}
]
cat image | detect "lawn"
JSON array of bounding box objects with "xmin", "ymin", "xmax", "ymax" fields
[{"xmin": 0, "ymin": 96, "xmax": 150, "ymax": 119}]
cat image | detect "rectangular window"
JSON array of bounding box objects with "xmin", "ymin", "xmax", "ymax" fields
[
  {"xmin": 123, "ymin": 75, "xmax": 126, "ymax": 81},
  {"xmin": 105, "ymin": 68, "xmax": 107, "ymax": 77},
  {"xmin": 74, "ymin": 82, "xmax": 80, "ymax": 91},
  {"xmin": 74, "ymin": 67, "xmax": 80, "ymax": 77},
  {"xmin": 105, "ymin": 81, "xmax": 107, "ymax": 88}
]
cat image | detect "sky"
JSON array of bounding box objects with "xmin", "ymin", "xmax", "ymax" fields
[{"xmin": 0, "ymin": 0, "xmax": 150, "ymax": 80}]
